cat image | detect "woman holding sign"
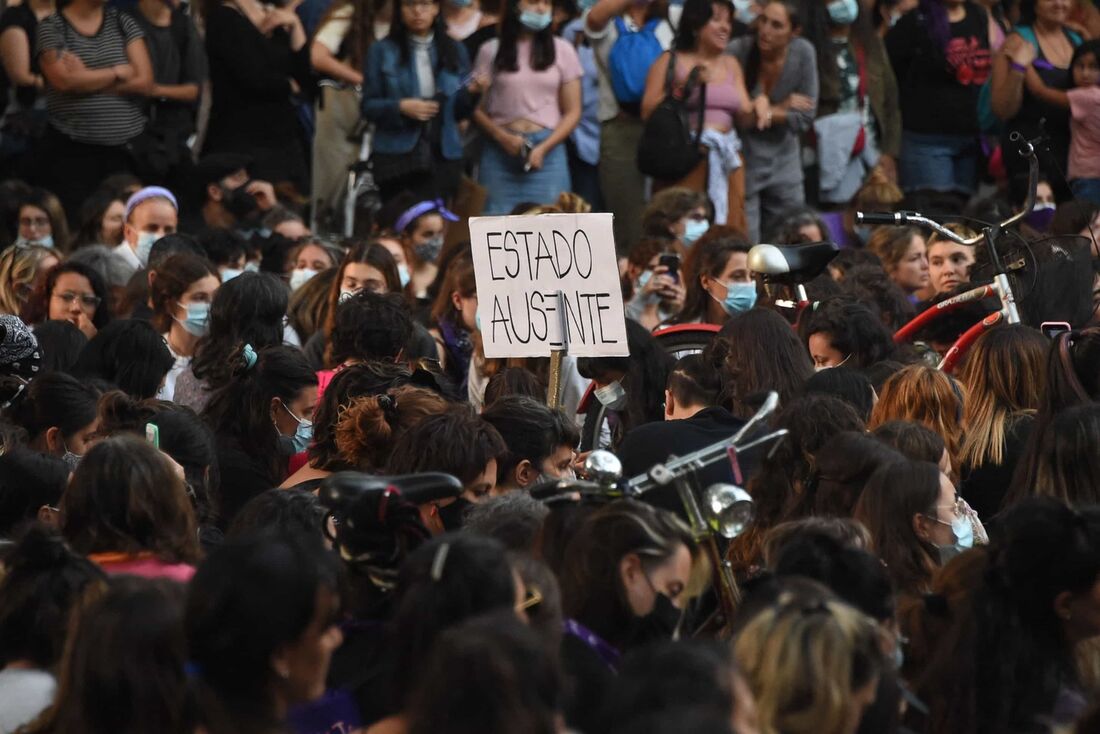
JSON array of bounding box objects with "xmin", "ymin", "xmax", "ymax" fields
[{"xmin": 472, "ymin": 0, "xmax": 583, "ymax": 214}]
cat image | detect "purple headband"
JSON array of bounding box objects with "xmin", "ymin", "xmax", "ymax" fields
[
  {"xmin": 394, "ymin": 200, "xmax": 459, "ymax": 234},
  {"xmin": 125, "ymin": 186, "xmax": 179, "ymax": 220}
]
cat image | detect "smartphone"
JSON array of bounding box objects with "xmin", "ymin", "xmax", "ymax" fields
[
  {"xmin": 145, "ymin": 422, "xmax": 160, "ymax": 449},
  {"xmin": 1041, "ymin": 321, "xmax": 1071, "ymax": 339},
  {"xmin": 658, "ymin": 252, "xmax": 681, "ymax": 283}
]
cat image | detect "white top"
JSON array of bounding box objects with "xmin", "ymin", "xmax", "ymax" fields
[
  {"xmin": 111, "ymin": 241, "xmax": 142, "ymax": 278},
  {"xmin": 0, "ymin": 668, "xmax": 56, "ymax": 734},
  {"xmin": 158, "ymin": 333, "xmax": 190, "ymax": 402}
]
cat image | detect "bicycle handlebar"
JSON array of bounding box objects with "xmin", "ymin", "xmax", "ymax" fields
[{"xmin": 856, "ymin": 132, "xmax": 1039, "ymax": 248}]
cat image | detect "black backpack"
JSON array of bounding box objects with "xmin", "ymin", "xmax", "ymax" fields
[{"xmin": 636, "ymin": 52, "xmax": 707, "ymax": 181}]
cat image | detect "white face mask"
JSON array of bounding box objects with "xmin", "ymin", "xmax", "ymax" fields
[
  {"xmin": 594, "ymin": 380, "xmax": 628, "ymax": 410},
  {"xmin": 135, "ymin": 232, "xmax": 159, "ymax": 267},
  {"xmin": 289, "ymin": 268, "xmax": 318, "ymax": 292},
  {"xmin": 814, "ymin": 354, "xmax": 851, "ymax": 372}
]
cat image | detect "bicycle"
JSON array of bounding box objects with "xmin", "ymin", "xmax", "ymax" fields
[{"xmin": 857, "ymin": 132, "xmax": 1041, "ymax": 372}]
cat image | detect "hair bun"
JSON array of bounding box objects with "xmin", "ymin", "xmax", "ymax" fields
[{"xmin": 6, "ymin": 526, "xmax": 73, "ymax": 575}]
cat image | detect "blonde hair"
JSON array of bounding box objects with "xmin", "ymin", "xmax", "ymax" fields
[
  {"xmin": 957, "ymin": 325, "xmax": 1047, "ymax": 469},
  {"xmin": 865, "ymin": 226, "xmax": 922, "ymax": 274},
  {"xmin": 926, "ymin": 223, "xmax": 978, "ymax": 250},
  {"xmin": 734, "ymin": 594, "xmax": 884, "ymax": 734},
  {"xmin": 0, "ymin": 244, "xmax": 56, "ymax": 316},
  {"xmin": 868, "ymin": 365, "xmax": 966, "ymax": 470}
]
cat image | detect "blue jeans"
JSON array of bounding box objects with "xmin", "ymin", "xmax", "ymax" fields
[
  {"xmin": 1072, "ymin": 178, "xmax": 1100, "ymax": 205},
  {"xmin": 479, "ymin": 127, "xmax": 571, "ymax": 215},
  {"xmin": 899, "ymin": 130, "xmax": 981, "ymax": 195}
]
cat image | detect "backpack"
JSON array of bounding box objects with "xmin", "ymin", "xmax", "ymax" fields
[
  {"xmin": 636, "ymin": 53, "xmax": 707, "ymax": 181},
  {"xmin": 608, "ymin": 17, "xmax": 664, "ymax": 104}
]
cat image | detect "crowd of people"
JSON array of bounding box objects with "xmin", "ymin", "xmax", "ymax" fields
[{"xmin": 1, "ymin": 0, "xmax": 1100, "ymax": 730}]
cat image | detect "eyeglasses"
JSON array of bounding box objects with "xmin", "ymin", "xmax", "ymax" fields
[{"xmin": 53, "ymin": 291, "xmax": 101, "ymax": 310}]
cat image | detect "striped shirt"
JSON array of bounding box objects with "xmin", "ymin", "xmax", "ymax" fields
[{"xmin": 36, "ymin": 8, "xmax": 146, "ymax": 145}]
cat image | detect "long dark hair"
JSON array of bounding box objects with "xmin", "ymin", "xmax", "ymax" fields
[
  {"xmin": 387, "ymin": 0, "xmax": 462, "ymax": 71},
  {"xmin": 495, "ymin": 0, "xmax": 556, "ymax": 72},
  {"xmin": 800, "ymin": 0, "xmax": 876, "ymax": 99},
  {"xmin": 674, "ymin": 0, "xmax": 735, "ymax": 51},
  {"xmin": 668, "ymin": 227, "xmax": 751, "ymax": 325},
  {"xmin": 744, "ymin": 0, "xmax": 802, "ymax": 91},
  {"xmin": 203, "ymin": 345, "xmax": 318, "ymax": 510},
  {"xmin": 190, "ymin": 272, "xmax": 288, "ymax": 389},
  {"xmin": 186, "ymin": 532, "xmax": 342, "ymax": 734}
]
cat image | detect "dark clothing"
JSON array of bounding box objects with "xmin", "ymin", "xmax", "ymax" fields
[
  {"xmin": 616, "ymin": 407, "xmax": 751, "ymax": 520},
  {"xmin": 960, "ymin": 413, "xmax": 1033, "ymax": 520},
  {"xmin": 127, "ymin": 8, "xmax": 206, "ymax": 136},
  {"xmin": 560, "ymin": 632, "xmax": 615, "ymax": 734},
  {"xmin": 1002, "ymin": 24, "xmax": 1082, "ymax": 201},
  {"xmin": 0, "ymin": 4, "xmax": 41, "ymax": 109},
  {"xmin": 886, "ymin": 3, "xmax": 991, "ymax": 135},
  {"xmin": 213, "ymin": 438, "xmax": 280, "ymax": 527},
  {"xmin": 202, "ymin": 3, "xmax": 311, "ymax": 189},
  {"xmin": 462, "ymin": 24, "xmax": 496, "ymax": 62}
]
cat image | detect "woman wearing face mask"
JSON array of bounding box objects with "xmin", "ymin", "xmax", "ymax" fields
[
  {"xmin": 149, "ymin": 253, "xmax": 220, "ymax": 402},
  {"xmin": 667, "ymin": 226, "xmax": 754, "ymax": 326},
  {"xmin": 472, "ymin": 0, "xmax": 583, "ymax": 215},
  {"xmin": 0, "ymin": 243, "xmax": 57, "ymax": 318},
  {"xmin": 173, "ymin": 271, "xmax": 288, "ymax": 412},
  {"xmin": 288, "ymin": 240, "xmax": 338, "ymax": 293},
  {"xmin": 577, "ymin": 319, "xmax": 674, "ymax": 449},
  {"xmin": 642, "ymin": 0, "xmax": 751, "ymax": 234},
  {"xmin": 12, "ymin": 189, "xmax": 68, "ymax": 250},
  {"xmin": 801, "ymin": 0, "xmax": 901, "ymax": 203},
  {"xmin": 23, "ymin": 261, "xmax": 112, "ymax": 339},
  {"xmin": 641, "ymin": 187, "xmax": 712, "ymax": 251},
  {"xmin": 804, "ymin": 297, "xmax": 898, "ymax": 370},
  {"xmin": 558, "ymin": 500, "xmax": 701, "ymax": 734},
  {"xmin": 203, "ymin": 344, "xmax": 318, "ymax": 527},
  {"xmin": 854, "ymin": 459, "xmax": 976, "ymax": 600},
  {"xmin": 387, "ymin": 196, "xmax": 457, "ymax": 303},
  {"xmin": 6, "ymin": 371, "xmax": 100, "ymax": 470},
  {"xmin": 729, "ymin": 0, "xmax": 819, "ymax": 243},
  {"xmin": 622, "ymin": 239, "xmax": 686, "ymax": 331},
  {"xmin": 363, "ymin": 0, "xmax": 482, "ymax": 202}
]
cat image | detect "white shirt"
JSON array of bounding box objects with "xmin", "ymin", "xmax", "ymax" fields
[
  {"xmin": 157, "ymin": 333, "xmax": 190, "ymax": 402},
  {"xmin": 0, "ymin": 668, "xmax": 56, "ymax": 734}
]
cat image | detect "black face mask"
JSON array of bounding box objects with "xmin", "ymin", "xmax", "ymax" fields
[
  {"xmin": 221, "ymin": 183, "xmax": 259, "ymax": 222},
  {"xmin": 438, "ymin": 497, "xmax": 471, "ymax": 531},
  {"xmin": 623, "ymin": 592, "xmax": 682, "ymax": 648}
]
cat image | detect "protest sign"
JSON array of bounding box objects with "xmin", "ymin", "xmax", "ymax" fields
[{"xmin": 469, "ymin": 213, "xmax": 628, "ymax": 359}]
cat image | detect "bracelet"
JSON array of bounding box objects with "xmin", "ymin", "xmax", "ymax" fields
[{"xmin": 1009, "ymin": 60, "xmax": 1028, "ymax": 74}]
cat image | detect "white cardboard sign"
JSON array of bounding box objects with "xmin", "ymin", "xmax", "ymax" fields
[{"xmin": 469, "ymin": 213, "xmax": 629, "ymax": 359}]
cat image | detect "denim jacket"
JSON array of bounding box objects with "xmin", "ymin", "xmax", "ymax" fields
[{"xmin": 362, "ymin": 36, "xmax": 474, "ymax": 159}]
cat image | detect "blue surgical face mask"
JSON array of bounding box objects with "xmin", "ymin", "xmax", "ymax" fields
[
  {"xmin": 450, "ymin": 0, "xmax": 473, "ymax": 6},
  {"xmin": 15, "ymin": 234, "xmax": 54, "ymax": 249},
  {"xmin": 827, "ymin": 0, "xmax": 858, "ymax": 25},
  {"xmin": 682, "ymin": 219, "xmax": 710, "ymax": 247},
  {"xmin": 281, "ymin": 401, "xmax": 313, "ymax": 453},
  {"xmin": 519, "ymin": 9, "xmax": 553, "ymax": 31},
  {"xmin": 175, "ymin": 301, "xmax": 211, "ymax": 337},
  {"xmin": 289, "ymin": 268, "xmax": 318, "ymax": 292},
  {"xmin": 135, "ymin": 232, "xmax": 159, "ymax": 267},
  {"xmin": 717, "ymin": 280, "xmax": 757, "ymax": 315},
  {"xmin": 732, "ymin": 0, "xmax": 758, "ymax": 24},
  {"xmin": 398, "ymin": 264, "xmax": 411, "ymax": 288},
  {"xmin": 221, "ymin": 267, "xmax": 244, "ymax": 283},
  {"xmin": 931, "ymin": 511, "xmax": 974, "ymax": 563},
  {"xmin": 244, "ymin": 261, "xmax": 260, "ymax": 273}
]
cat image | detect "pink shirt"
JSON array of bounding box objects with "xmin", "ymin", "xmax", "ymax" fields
[
  {"xmin": 475, "ymin": 37, "xmax": 583, "ymax": 130},
  {"xmin": 91, "ymin": 553, "xmax": 196, "ymax": 583},
  {"xmin": 1068, "ymin": 86, "xmax": 1100, "ymax": 181}
]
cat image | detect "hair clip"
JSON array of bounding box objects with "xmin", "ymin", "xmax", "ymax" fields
[
  {"xmin": 378, "ymin": 394, "xmax": 398, "ymax": 421},
  {"xmin": 242, "ymin": 344, "xmax": 258, "ymax": 371},
  {"xmin": 430, "ymin": 542, "xmax": 451, "ymax": 582}
]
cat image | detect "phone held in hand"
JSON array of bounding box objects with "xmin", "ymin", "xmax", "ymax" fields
[{"xmin": 658, "ymin": 252, "xmax": 681, "ymax": 283}]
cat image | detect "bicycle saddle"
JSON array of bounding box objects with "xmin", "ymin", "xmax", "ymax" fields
[
  {"xmin": 319, "ymin": 471, "xmax": 463, "ymax": 509},
  {"xmin": 748, "ymin": 241, "xmax": 839, "ymax": 282}
]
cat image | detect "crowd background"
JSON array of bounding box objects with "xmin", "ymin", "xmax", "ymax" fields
[{"xmin": 0, "ymin": 0, "xmax": 1100, "ymax": 731}]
